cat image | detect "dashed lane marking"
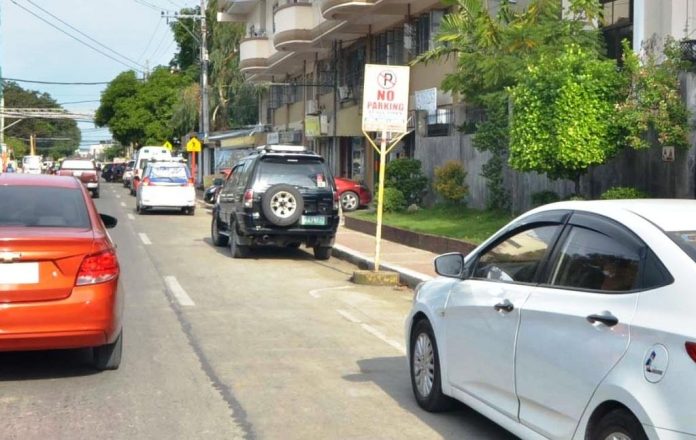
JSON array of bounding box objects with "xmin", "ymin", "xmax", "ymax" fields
[
  {"xmin": 336, "ymin": 309, "xmax": 361, "ymax": 323},
  {"xmin": 116, "ymin": 194, "xmax": 121, "ymax": 199},
  {"xmin": 308, "ymin": 285, "xmax": 352, "ymax": 298},
  {"xmin": 127, "ymin": 214, "xmax": 135, "ymax": 220},
  {"xmin": 361, "ymin": 323, "xmax": 406, "ymax": 354},
  {"xmin": 139, "ymin": 233, "xmax": 152, "ymax": 245},
  {"xmin": 120, "ymin": 202, "xmax": 126, "ymax": 207},
  {"xmin": 164, "ymin": 276, "xmax": 196, "ymax": 307}
]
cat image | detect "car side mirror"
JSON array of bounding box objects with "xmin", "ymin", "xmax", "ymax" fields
[
  {"xmin": 434, "ymin": 253, "xmax": 466, "ymax": 278},
  {"xmin": 100, "ymin": 214, "xmax": 118, "ymax": 229}
]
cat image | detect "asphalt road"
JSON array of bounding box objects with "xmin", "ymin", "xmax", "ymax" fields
[{"xmin": 1, "ymin": 182, "xmax": 517, "ymax": 440}]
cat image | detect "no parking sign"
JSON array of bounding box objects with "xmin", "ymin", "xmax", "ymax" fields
[{"xmin": 361, "ymin": 64, "xmax": 410, "ymax": 133}]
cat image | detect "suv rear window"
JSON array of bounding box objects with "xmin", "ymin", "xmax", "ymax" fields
[
  {"xmin": 254, "ymin": 158, "xmax": 330, "ymax": 189},
  {"xmin": 148, "ymin": 165, "xmax": 190, "ymax": 183},
  {"xmin": 0, "ymin": 187, "xmax": 90, "ymax": 228},
  {"xmin": 61, "ymin": 160, "xmax": 95, "ymax": 170}
]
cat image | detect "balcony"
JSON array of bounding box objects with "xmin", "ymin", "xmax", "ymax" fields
[
  {"xmin": 239, "ymin": 36, "xmax": 272, "ymax": 74},
  {"xmin": 272, "ymin": 1, "xmax": 315, "ymax": 51},
  {"xmin": 320, "ymin": 0, "xmax": 375, "ymax": 20}
]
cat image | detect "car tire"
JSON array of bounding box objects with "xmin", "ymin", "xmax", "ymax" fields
[
  {"xmin": 136, "ymin": 201, "xmax": 146, "ymax": 214},
  {"xmin": 230, "ymin": 225, "xmax": 250, "ymax": 258},
  {"xmin": 287, "ymin": 242, "xmax": 301, "ymax": 249},
  {"xmin": 410, "ymin": 319, "xmax": 457, "ymax": 412},
  {"xmin": 592, "ymin": 409, "xmax": 647, "ymax": 440},
  {"xmin": 92, "ymin": 189, "xmax": 100, "ymax": 199},
  {"xmin": 261, "ymin": 184, "xmax": 304, "ymax": 227},
  {"xmin": 93, "ymin": 330, "xmax": 122, "ymax": 371},
  {"xmin": 211, "ymin": 214, "xmax": 229, "ymax": 247},
  {"xmin": 341, "ymin": 191, "xmax": 359, "ymax": 212},
  {"xmin": 313, "ymin": 246, "xmax": 332, "ymax": 260}
]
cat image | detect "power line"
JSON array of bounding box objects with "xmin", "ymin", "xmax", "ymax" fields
[
  {"xmin": 134, "ymin": 0, "xmax": 163, "ymax": 12},
  {"xmin": 25, "ymin": 0, "xmax": 147, "ymax": 70},
  {"xmin": 137, "ymin": 17, "xmax": 164, "ymax": 64},
  {"xmin": 1, "ymin": 77, "xmax": 111, "ymax": 85},
  {"xmin": 58, "ymin": 100, "xmax": 102, "ymax": 105},
  {"xmin": 9, "ymin": 0, "xmax": 145, "ymax": 73}
]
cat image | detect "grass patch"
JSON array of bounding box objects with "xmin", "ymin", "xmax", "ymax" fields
[{"xmin": 350, "ymin": 204, "xmax": 514, "ymax": 244}]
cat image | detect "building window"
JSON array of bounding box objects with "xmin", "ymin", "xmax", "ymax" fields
[
  {"xmin": 340, "ymin": 44, "xmax": 366, "ymax": 102},
  {"xmin": 317, "ymin": 61, "xmax": 334, "ymax": 96},
  {"xmin": 600, "ymin": 0, "xmax": 633, "ymax": 61},
  {"xmin": 269, "ymin": 85, "xmax": 283, "ymax": 109},
  {"xmin": 411, "ymin": 10, "xmax": 445, "ymax": 57},
  {"xmin": 372, "ymin": 28, "xmax": 405, "ymax": 65},
  {"xmin": 426, "ymin": 107, "xmax": 454, "ymax": 137}
]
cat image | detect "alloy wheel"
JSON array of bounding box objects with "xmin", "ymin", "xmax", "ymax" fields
[
  {"xmin": 341, "ymin": 192, "xmax": 359, "ymax": 211},
  {"xmin": 413, "ymin": 332, "xmax": 435, "ymax": 398},
  {"xmin": 270, "ymin": 191, "xmax": 297, "ymax": 218}
]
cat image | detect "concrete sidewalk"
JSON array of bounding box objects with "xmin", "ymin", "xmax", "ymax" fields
[{"xmin": 334, "ymin": 226, "xmax": 437, "ymax": 288}]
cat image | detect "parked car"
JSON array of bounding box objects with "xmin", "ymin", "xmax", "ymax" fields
[
  {"xmin": 204, "ymin": 177, "xmax": 225, "ymax": 204},
  {"xmin": 22, "ymin": 155, "xmax": 43, "ymax": 175},
  {"xmin": 57, "ymin": 158, "xmax": 100, "ymax": 198},
  {"xmin": 0, "ymin": 173, "xmax": 122, "ymax": 370},
  {"xmin": 131, "ymin": 146, "xmax": 172, "ymax": 196},
  {"xmin": 122, "ymin": 160, "xmax": 135, "ymax": 188},
  {"xmin": 212, "ymin": 145, "xmax": 339, "ymax": 260},
  {"xmin": 407, "ymin": 199, "xmax": 696, "ymax": 440},
  {"xmin": 334, "ymin": 176, "xmax": 371, "ymax": 211},
  {"xmin": 102, "ymin": 163, "xmax": 124, "ymax": 182},
  {"xmin": 135, "ymin": 160, "xmax": 196, "ymax": 215}
]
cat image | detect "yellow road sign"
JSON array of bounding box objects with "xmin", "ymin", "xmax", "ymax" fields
[
  {"xmin": 163, "ymin": 141, "xmax": 173, "ymax": 151},
  {"xmin": 186, "ymin": 137, "xmax": 202, "ymax": 153}
]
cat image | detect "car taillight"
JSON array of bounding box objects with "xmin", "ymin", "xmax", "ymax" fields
[
  {"xmin": 686, "ymin": 342, "xmax": 696, "ymax": 363},
  {"xmin": 76, "ymin": 249, "xmax": 119, "ymax": 286},
  {"xmin": 186, "ymin": 177, "xmax": 194, "ymax": 187},
  {"xmin": 142, "ymin": 177, "xmax": 151, "ymax": 186},
  {"xmin": 243, "ymin": 189, "xmax": 254, "ymax": 208},
  {"xmin": 333, "ymin": 190, "xmax": 339, "ymax": 210}
]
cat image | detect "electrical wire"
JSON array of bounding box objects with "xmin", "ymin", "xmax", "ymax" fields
[
  {"xmin": 58, "ymin": 100, "xmax": 102, "ymax": 105},
  {"xmin": 0, "ymin": 77, "xmax": 111, "ymax": 85},
  {"xmin": 137, "ymin": 17, "xmax": 164, "ymax": 64},
  {"xmin": 9, "ymin": 0, "xmax": 145, "ymax": 73},
  {"xmin": 134, "ymin": 0, "xmax": 163, "ymax": 12},
  {"xmin": 25, "ymin": 0, "xmax": 147, "ymax": 70}
]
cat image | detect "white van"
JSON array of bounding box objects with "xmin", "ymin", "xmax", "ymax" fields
[
  {"xmin": 130, "ymin": 146, "xmax": 172, "ymax": 195},
  {"xmin": 22, "ymin": 155, "xmax": 43, "ymax": 174}
]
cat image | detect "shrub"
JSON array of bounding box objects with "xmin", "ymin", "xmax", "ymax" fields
[
  {"xmin": 531, "ymin": 190, "xmax": 560, "ymax": 207},
  {"xmin": 381, "ymin": 187, "xmax": 406, "ymax": 212},
  {"xmin": 600, "ymin": 186, "xmax": 648, "ymax": 200},
  {"xmin": 434, "ymin": 161, "xmax": 469, "ymax": 204},
  {"xmin": 385, "ymin": 158, "xmax": 428, "ymax": 205}
]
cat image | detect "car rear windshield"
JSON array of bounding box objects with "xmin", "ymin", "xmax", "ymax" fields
[
  {"xmin": 255, "ymin": 158, "xmax": 330, "ymax": 190},
  {"xmin": 148, "ymin": 165, "xmax": 190, "ymax": 183},
  {"xmin": 0, "ymin": 186, "xmax": 90, "ymax": 228},
  {"xmin": 667, "ymin": 231, "xmax": 696, "ymax": 263},
  {"xmin": 61, "ymin": 160, "xmax": 95, "ymax": 170}
]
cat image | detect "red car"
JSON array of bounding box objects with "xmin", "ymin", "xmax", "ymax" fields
[
  {"xmin": 334, "ymin": 176, "xmax": 371, "ymax": 212},
  {"xmin": 0, "ymin": 174, "xmax": 123, "ymax": 370}
]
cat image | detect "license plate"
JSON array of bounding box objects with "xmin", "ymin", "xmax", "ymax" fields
[
  {"xmin": 0, "ymin": 263, "xmax": 39, "ymax": 284},
  {"xmin": 300, "ymin": 215, "xmax": 326, "ymax": 226}
]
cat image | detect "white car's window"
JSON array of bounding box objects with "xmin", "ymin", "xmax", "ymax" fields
[
  {"xmin": 551, "ymin": 227, "xmax": 640, "ymax": 292},
  {"xmin": 147, "ymin": 165, "xmax": 190, "ymax": 183},
  {"xmin": 61, "ymin": 160, "xmax": 95, "ymax": 170},
  {"xmin": 473, "ymin": 225, "xmax": 560, "ymax": 283}
]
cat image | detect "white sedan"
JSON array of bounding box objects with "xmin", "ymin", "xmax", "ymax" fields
[
  {"xmin": 407, "ymin": 200, "xmax": 696, "ymax": 440},
  {"xmin": 135, "ymin": 162, "xmax": 196, "ymax": 215}
]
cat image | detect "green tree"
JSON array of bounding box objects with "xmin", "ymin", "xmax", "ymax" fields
[
  {"xmin": 509, "ymin": 44, "xmax": 624, "ymax": 192},
  {"xmin": 170, "ymin": 7, "xmax": 202, "ymax": 76}
]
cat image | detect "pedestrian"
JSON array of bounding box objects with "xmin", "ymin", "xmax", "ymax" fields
[{"xmin": 6, "ymin": 163, "xmax": 15, "ymax": 173}]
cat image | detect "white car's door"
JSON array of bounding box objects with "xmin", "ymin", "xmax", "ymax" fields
[
  {"xmin": 445, "ymin": 222, "xmax": 564, "ymax": 420},
  {"xmin": 515, "ymin": 212, "xmax": 643, "ymax": 440}
]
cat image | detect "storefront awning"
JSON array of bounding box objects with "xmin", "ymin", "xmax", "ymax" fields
[{"xmin": 209, "ymin": 127, "xmax": 267, "ymax": 149}]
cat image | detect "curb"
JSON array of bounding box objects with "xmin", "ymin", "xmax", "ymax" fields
[{"xmin": 333, "ymin": 244, "xmax": 432, "ymax": 289}]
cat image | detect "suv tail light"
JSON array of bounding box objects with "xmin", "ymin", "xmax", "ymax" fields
[
  {"xmin": 686, "ymin": 342, "xmax": 696, "ymax": 363},
  {"xmin": 333, "ymin": 190, "xmax": 339, "ymax": 210},
  {"xmin": 243, "ymin": 189, "xmax": 254, "ymax": 208},
  {"xmin": 142, "ymin": 177, "xmax": 151, "ymax": 186},
  {"xmin": 186, "ymin": 177, "xmax": 194, "ymax": 187},
  {"xmin": 76, "ymin": 249, "xmax": 119, "ymax": 286}
]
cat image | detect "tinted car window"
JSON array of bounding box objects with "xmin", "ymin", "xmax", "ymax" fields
[
  {"xmin": 254, "ymin": 158, "xmax": 329, "ymax": 190},
  {"xmin": 147, "ymin": 165, "xmax": 189, "ymax": 182},
  {"xmin": 473, "ymin": 225, "xmax": 560, "ymax": 283},
  {"xmin": 550, "ymin": 227, "xmax": 640, "ymax": 292},
  {"xmin": 0, "ymin": 187, "xmax": 90, "ymax": 228}
]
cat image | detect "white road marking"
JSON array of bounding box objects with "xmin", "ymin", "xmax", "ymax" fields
[
  {"xmin": 120, "ymin": 202, "xmax": 126, "ymax": 207},
  {"xmin": 138, "ymin": 233, "xmax": 152, "ymax": 245},
  {"xmin": 127, "ymin": 214, "xmax": 135, "ymax": 220},
  {"xmin": 164, "ymin": 276, "xmax": 195, "ymax": 307},
  {"xmin": 308, "ymin": 285, "xmax": 352, "ymax": 298},
  {"xmin": 361, "ymin": 323, "xmax": 406, "ymax": 354},
  {"xmin": 336, "ymin": 309, "xmax": 362, "ymax": 323},
  {"xmin": 116, "ymin": 194, "xmax": 121, "ymax": 199}
]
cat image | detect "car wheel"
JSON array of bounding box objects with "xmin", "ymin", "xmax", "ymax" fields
[
  {"xmin": 211, "ymin": 214, "xmax": 229, "ymax": 247},
  {"xmin": 287, "ymin": 242, "xmax": 301, "ymax": 249},
  {"xmin": 188, "ymin": 207, "xmax": 195, "ymax": 216},
  {"xmin": 341, "ymin": 191, "xmax": 359, "ymax": 212},
  {"xmin": 93, "ymin": 330, "xmax": 122, "ymax": 371},
  {"xmin": 592, "ymin": 409, "xmax": 647, "ymax": 440},
  {"xmin": 410, "ymin": 319, "xmax": 456, "ymax": 412},
  {"xmin": 261, "ymin": 184, "xmax": 304, "ymax": 227},
  {"xmin": 313, "ymin": 246, "xmax": 332, "ymax": 260},
  {"xmin": 230, "ymin": 225, "xmax": 250, "ymax": 258},
  {"xmin": 92, "ymin": 189, "xmax": 100, "ymax": 199}
]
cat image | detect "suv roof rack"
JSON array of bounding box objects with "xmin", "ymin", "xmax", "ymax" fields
[{"xmin": 257, "ymin": 144, "xmax": 308, "ymax": 152}]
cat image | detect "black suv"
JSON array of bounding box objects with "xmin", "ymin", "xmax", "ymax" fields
[{"xmin": 211, "ymin": 146, "xmax": 340, "ymax": 259}]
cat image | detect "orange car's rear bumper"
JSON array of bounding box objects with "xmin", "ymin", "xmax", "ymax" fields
[{"xmin": 0, "ymin": 279, "xmax": 123, "ymax": 352}]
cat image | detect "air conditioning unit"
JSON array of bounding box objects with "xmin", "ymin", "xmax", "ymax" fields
[
  {"xmin": 320, "ymin": 115, "xmax": 329, "ymax": 135},
  {"xmin": 306, "ymin": 100, "xmax": 319, "ymax": 115},
  {"xmin": 338, "ymin": 86, "xmax": 352, "ymax": 101}
]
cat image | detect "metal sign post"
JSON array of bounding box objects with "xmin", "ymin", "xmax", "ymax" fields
[{"xmin": 361, "ymin": 64, "xmax": 410, "ymax": 273}]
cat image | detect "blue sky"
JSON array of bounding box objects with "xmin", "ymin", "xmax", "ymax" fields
[{"xmin": 1, "ymin": 0, "xmax": 191, "ymax": 148}]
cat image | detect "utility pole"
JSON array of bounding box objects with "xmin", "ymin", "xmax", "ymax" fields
[{"xmin": 200, "ymin": 0, "xmax": 210, "ymax": 144}]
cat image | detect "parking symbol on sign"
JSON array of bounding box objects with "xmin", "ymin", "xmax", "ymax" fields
[{"xmin": 378, "ymin": 70, "xmax": 397, "ymax": 89}]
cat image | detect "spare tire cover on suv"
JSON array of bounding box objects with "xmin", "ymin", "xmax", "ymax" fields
[{"xmin": 262, "ymin": 184, "xmax": 304, "ymax": 226}]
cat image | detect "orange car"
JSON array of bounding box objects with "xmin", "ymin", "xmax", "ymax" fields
[{"xmin": 0, "ymin": 173, "xmax": 123, "ymax": 370}]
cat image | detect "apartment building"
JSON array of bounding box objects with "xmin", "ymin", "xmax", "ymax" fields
[{"xmin": 219, "ymin": 0, "xmax": 696, "ymax": 210}]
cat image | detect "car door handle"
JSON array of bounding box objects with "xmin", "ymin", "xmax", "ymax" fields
[
  {"xmin": 586, "ymin": 313, "xmax": 619, "ymax": 327},
  {"xmin": 494, "ymin": 299, "xmax": 514, "ymax": 313}
]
